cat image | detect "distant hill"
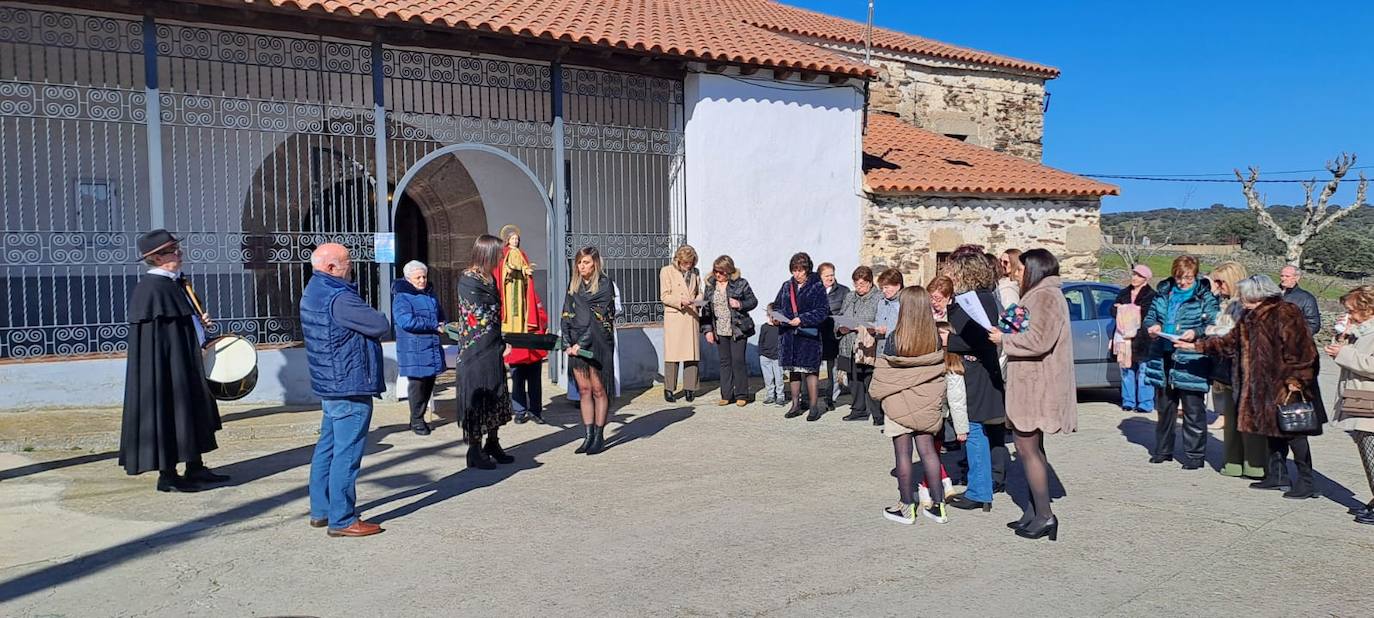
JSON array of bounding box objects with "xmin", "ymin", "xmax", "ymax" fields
[{"xmin": 1102, "ymin": 204, "xmax": 1374, "ymax": 277}]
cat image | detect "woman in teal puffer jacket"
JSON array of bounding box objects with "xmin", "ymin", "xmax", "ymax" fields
[{"xmin": 1142, "ymin": 255, "xmax": 1219, "ymax": 470}]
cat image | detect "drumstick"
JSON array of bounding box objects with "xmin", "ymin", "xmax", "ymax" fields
[{"xmin": 182, "ymin": 277, "xmax": 208, "ymax": 317}]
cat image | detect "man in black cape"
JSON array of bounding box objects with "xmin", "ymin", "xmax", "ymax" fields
[{"xmin": 119, "ymin": 229, "xmax": 229, "ymax": 492}]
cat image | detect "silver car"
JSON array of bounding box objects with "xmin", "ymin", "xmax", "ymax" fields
[{"xmin": 1060, "ymin": 281, "xmax": 1123, "ymax": 390}]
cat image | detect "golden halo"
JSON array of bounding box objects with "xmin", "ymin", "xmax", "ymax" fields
[{"xmin": 499, "ymin": 224, "xmax": 521, "ymax": 240}]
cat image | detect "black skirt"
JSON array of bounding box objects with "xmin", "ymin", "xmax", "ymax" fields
[{"xmin": 962, "ymin": 356, "xmax": 1007, "ymax": 425}]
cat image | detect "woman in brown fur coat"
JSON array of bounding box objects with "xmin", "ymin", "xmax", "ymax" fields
[
  {"xmin": 988, "ymin": 249, "xmax": 1075, "ymax": 541},
  {"xmin": 1179, "ymin": 274, "xmax": 1325, "ymax": 499}
]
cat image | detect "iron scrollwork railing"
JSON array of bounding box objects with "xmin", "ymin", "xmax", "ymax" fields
[{"xmin": 0, "ymin": 4, "xmax": 689, "ymax": 360}]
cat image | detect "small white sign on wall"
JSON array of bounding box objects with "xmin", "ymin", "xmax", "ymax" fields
[{"xmin": 374, "ymin": 232, "xmax": 396, "ymax": 263}]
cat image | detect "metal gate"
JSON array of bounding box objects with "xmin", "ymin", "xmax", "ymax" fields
[{"xmin": 0, "ymin": 2, "xmax": 685, "ymax": 361}]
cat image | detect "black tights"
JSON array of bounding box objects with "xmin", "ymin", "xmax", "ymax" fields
[
  {"xmin": 789, "ymin": 372, "xmax": 819, "ymax": 410},
  {"xmin": 893, "ymin": 433, "xmax": 943, "ymax": 506},
  {"xmin": 1013, "ymin": 429, "xmax": 1054, "ymax": 524}
]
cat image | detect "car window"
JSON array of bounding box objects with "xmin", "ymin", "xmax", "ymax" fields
[
  {"xmin": 1091, "ymin": 287, "xmax": 1120, "ymax": 321},
  {"xmin": 1062, "ymin": 288, "xmax": 1090, "ymax": 322}
]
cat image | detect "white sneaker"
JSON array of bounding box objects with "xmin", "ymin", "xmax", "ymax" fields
[
  {"xmin": 884, "ymin": 503, "xmax": 917, "ymax": 525},
  {"xmin": 923, "ymin": 502, "xmax": 949, "ymax": 524}
]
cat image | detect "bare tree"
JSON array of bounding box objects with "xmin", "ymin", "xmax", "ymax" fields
[
  {"xmin": 1103, "ymin": 220, "xmax": 1170, "ymax": 268},
  {"xmin": 1236, "ymin": 153, "xmax": 1369, "ymax": 267}
]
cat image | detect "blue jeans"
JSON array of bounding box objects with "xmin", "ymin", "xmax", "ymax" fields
[
  {"xmin": 1121, "ymin": 363, "xmax": 1154, "ymax": 412},
  {"xmin": 760, "ymin": 356, "xmax": 784, "ymax": 400},
  {"xmin": 964, "ymin": 421, "xmax": 994, "ymax": 502},
  {"xmin": 310, "ymin": 396, "xmax": 374, "ymax": 529}
]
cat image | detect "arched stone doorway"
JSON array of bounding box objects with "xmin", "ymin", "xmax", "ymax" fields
[{"xmin": 391, "ymin": 144, "xmax": 555, "ymax": 323}]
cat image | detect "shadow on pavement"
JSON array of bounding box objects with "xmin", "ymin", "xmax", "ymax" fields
[
  {"xmin": 361, "ymin": 406, "xmax": 694, "ymax": 524},
  {"xmin": 0, "ymin": 420, "xmax": 460, "ymax": 604},
  {"xmin": 1117, "ymin": 415, "xmax": 1361, "ymax": 512},
  {"xmin": 0, "ymin": 451, "xmax": 119, "ymax": 483}
]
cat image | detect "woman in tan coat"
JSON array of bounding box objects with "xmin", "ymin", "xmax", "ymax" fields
[
  {"xmin": 1325, "ymin": 286, "xmax": 1374, "ymax": 523},
  {"xmin": 660, "ymin": 245, "xmax": 704, "ymax": 402},
  {"xmin": 870, "ymin": 285, "xmax": 949, "ymax": 525},
  {"xmin": 988, "ymin": 249, "xmax": 1074, "ymax": 541}
]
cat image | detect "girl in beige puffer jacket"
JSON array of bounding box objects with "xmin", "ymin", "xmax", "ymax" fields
[{"xmin": 870, "ymin": 285, "xmax": 949, "ymax": 525}]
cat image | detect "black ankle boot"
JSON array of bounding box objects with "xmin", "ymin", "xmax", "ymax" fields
[
  {"xmin": 484, "ymin": 432, "xmax": 514, "ymax": 464},
  {"xmin": 587, "ymin": 425, "xmax": 606, "ymax": 455},
  {"xmin": 574, "ymin": 425, "xmax": 593, "ymax": 454},
  {"xmin": 466, "ymin": 440, "xmax": 496, "ymax": 470}
]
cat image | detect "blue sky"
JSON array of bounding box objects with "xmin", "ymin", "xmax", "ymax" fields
[{"xmin": 788, "ymin": 0, "xmax": 1374, "ymax": 213}]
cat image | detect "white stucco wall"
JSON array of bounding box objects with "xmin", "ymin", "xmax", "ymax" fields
[{"xmin": 683, "ymin": 72, "xmax": 865, "ymax": 340}]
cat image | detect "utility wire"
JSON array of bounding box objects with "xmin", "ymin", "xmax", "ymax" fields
[
  {"xmin": 1077, "ymin": 164, "xmax": 1368, "ymax": 178},
  {"xmin": 1082, "ymin": 172, "xmax": 1370, "ymax": 184},
  {"xmin": 1081, "ymin": 165, "xmax": 1372, "ymax": 182}
]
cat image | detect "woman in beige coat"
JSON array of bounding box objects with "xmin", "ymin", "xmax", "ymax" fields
[
  {"xmin": 660, "ymin": 245, "xmax": 704, "ymax": 402},
  {"xmin": 988, "ymin": 249, "xmax": 1074, "ymax": 541},
  {"xmin": 1326, "ymin": 285, "xmax": 1374, "ymax": 523},
  {"xmin": 870, "ymin": 285, "xmax": 949, "ymax": 525}
]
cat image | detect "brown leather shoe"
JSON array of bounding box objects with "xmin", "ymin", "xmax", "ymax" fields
[
  {"xmin": 309, "ymin": 518, "xmax": 327, "ymax": 528},
  {"xmin": 327, "ymin": 520, "xmax": 383, "ymax": 537}
]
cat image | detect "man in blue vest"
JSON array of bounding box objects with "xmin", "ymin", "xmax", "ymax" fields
[{"xmin": 301, "ymin": 243, "xmax": 390, "ymax": 537}]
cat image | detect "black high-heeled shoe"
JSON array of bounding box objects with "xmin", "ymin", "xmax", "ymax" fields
[
  {"xmin": 1007, "ymin": 511, "xmax": 1034, "ymax": 530},
  {"xmin": 946, "ymin": 494, "xmax": 992, "ymax": 512},
  {"xmin": 1015, "ymin": 516, "xmax": 1059, "ymax": 541}
]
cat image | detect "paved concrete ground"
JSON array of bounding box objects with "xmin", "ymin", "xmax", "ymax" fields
[{"xmin": 1, "ymin": 371, "xmax": 1372, "ymax": 617}]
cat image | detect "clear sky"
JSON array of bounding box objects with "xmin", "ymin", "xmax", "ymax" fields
[{"xmin": 787, "ymin": 0, "xmax": 1374, "ymax": 213}]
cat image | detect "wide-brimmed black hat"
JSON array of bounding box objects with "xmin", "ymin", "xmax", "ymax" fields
[{"xmin": 136, "ymin": 229, "xmax": 180, "ymax": 260}]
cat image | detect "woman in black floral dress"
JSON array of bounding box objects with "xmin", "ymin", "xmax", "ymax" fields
[
  {"xmin": 451, "ymin": 235, "xmax": 515, "ymax": 469},
  {"xmin": 562, "ymin": 246, "xmax": 617, "ymax": 455}
]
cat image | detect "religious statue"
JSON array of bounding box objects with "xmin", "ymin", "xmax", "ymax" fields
[{"xmin": 497, "ymin": 224, "xmax": 538, "ymax": 334}]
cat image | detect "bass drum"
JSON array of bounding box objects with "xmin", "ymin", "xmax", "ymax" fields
[{"xmin": 202, "ymin": 335, "xmax": 259, "ymax": 401}]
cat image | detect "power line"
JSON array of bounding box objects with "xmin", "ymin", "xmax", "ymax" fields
[
  {"xmin": 1081, "ymin": 173, "xmax": 1368, "ymax": 184},
  {"xmin": 1080, "ymin": 165, "xmax": 1372, "ymax": 180}
]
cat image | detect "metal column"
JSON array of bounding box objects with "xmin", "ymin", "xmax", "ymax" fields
[
  {"xmin": 372, "ymin": 40, "xmax": 392, "ymax": 317},
  {"xmin": 549, "ymin": 59, "xmax": 568, "ymax": 382},
  {"xmin": 142, "ymin": 14, "xmax": 164, "ymax": 229}
]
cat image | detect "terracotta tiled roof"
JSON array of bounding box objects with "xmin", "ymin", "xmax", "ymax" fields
[
  {"xmin": 863, "ymin": 114, "xmax": 1117, "ymax": 198},
  {"xmin": 214, "ymin": 0, "xmax": 873, "ymax": 77},
  {"xmin": 716, "ymin": 0, "xmax": 1060, "ymax": 78}
]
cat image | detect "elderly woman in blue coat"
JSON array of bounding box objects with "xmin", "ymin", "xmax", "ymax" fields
[
  {"xmin": 393, "ymin": 260, "xmax": 446, "ymax": 436},
  {"xmin": 775, "ymin": 252, "xmax": 832, "ymax": 421},
  {"xmin": 1143, "ymin": 255, "xmax": 1218, "ymax": 469}
]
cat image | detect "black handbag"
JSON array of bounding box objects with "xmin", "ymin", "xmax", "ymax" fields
[{"xmin": 1276, "ymin": 390, "xmax": 1321, "ymax": 435}]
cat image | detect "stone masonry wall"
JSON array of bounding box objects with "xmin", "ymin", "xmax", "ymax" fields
[
  {"xmin": 862, "ymin": 195, "xmax": 1102, "ymax": 285},
  {"xmin": 867, "ymin": 59, "xmax": 1047, "ymax": 162}
]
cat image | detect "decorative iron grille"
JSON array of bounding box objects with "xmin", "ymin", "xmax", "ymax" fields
[{"xmin": 0, "ymin": 3, "xmax": 687, "ymax": 360}]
